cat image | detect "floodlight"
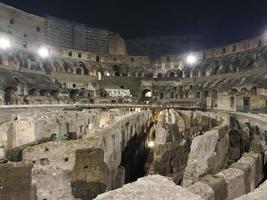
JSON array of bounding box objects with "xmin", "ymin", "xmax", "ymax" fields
[
  {"xmin": 0, "ymin": 37, "xmax": 11, "ymax": 49},
  {"xmin": 186, "ymin": 54, "xmax": 197, "ymax": 65},
  {"xmin": 148, "ymin": 141, "xmax": 155, "ymax": 148},
  {"xmin": 38, "ymin": 47, "xmax": 50, "ymax": 58}
]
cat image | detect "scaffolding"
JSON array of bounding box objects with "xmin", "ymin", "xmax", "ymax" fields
[{"xmin": 46, "ymin": 16, "xmax": 109, "ymax": 54}]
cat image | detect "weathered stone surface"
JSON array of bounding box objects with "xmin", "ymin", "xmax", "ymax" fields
[
  {"xmin": 188, "ymin": 182, "xmax": 215, "ymax": 200},
  {"xmin": 200, "ymin": 175, "xmax": 227, "ymax": 200},
  {"xmin": 235, "ymin": 180, "xmax": 267, "ymax": 200},
  {"xmin": 217, "ymin": 168, "xmax": 246, "ymax": 200},
  {"xmin": 21, "ymin": 111, "xmax": 152, "ymax": 199},
  {"xmin": 237, "ymin": 152, "xmax": 264, "ymax": 191},
  {"xmin": 183, "ymin": 123, "xmax": 229, "ymax": 187},
  {"xmin": 0, "ymin": 163, "xmax": 37, "ymax": 200},
  {"xmin": 95, "ymin": 175, "xmax": 204, "ymax": 200}
]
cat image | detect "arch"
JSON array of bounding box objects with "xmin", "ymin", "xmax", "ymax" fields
[
  {"xmin": 78, "ymin": 62, "xmax": 89, "ymax": 75},
  {"xmin": 195, "ymin": 91, "xmax": 201, "ymax": 98},
  {"xmin": 40, "ymin": 90, "xmax": 48, "ymax": 96},
  {"xmin": 70, "ymin": 90, "xmax": 78, "ymax": 100},
  {"xmin": 79, "ymin": 90, "xmax": 86, "ymax": 97},
  {"xmin": 113, "ymin": 65, "xmax": 120, "ymax": 77},
  {"xmin": 160, "ymin": 92, "xmax": 164, "ymax": 99},
  {"xmin": 76, "ymin": 68, "xmax": 82, "ymax": 75},
  {"xmin": 230, "ymin": 96, "xmax": 235, "ymax": 108},
  {"xmin": 241, "ymin": 87, "xmax": 249, "ymax": 96},
  {"xmin": 203, "ymin": 90, "xmax": 209, "ymax": 98},
  {"xmin": 177, "ymin": 70, "xmax": 182, "ymax": 78},
  {"xmin": 4, "ymin": 87, "xmax": 18, "ymax": 104},
  {"xmin": 211, "ymin": 90, "xmax": 218, "ymax": 108},
  {"xmin": 168, "ymin": 72, "xmax": 175, "ymax": 78},
  {"xmin": 230, "ymin": 88, "xmax": 238, "ymax": 96},
  {"xmin": 250, "ymin": 87, "xmax": 257, "ymax": 95},
  {"xmin": 179, "ymin": 91, "xmax": 184, "ymax": 99},
  {"xmin": 51, "ymin": 90, "xmax": 59, "ymax": 98},
  {"xmin": 157, "ymin": 73, "xmax": 163, "ymax": 78},
  {"xmin": 29, "ymin": 88, "xmax": 37, "ymax": 96},
  {"xmin": 141, "ymin": 89, "xmax": 152, "ymax": 102},
  {"xmin": 96, "ymin": 55, "xmax": 100, "ymax": 62},
  {"xmin": 0, "ymin": 54, "xmax": 3, "ymax": 65}
]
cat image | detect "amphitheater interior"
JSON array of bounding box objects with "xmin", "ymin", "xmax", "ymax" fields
[{"xmin": 0, "ymin": 2, "xmax": 267, "ymax": 200}]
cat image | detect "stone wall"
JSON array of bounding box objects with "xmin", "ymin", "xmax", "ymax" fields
[
  {"xmin": 182, "ymin": 112, "xmax": 229, "ymax": 187},
  {"xmin": 20, "ymin": 110, "xmax": 152, "ymax": 199},
  {"xmin": 95, "ymin": 175, "xmax": 204, "ymax": 200},
  {"xmin": 0, "ymin": 109, "xmax": 129, "ymax": 160},
  {"xmin": 188, "ymin": 152, "xmax": 265, "ymax": 200}
]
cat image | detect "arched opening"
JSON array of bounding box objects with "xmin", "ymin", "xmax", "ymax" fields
[
  {"xmin": 141, "ymin": 89, "xmax": 152, "ymax": 102},
  {"xmin": 160, "ymin": 92, "xmax": 164, "ymax": 99},
  {"xmin": 113, "ymin": 65, "xmax": 120, "ymax": 77},
  {"xmin": 230, "ymin": 88, "xmax": 238, "ymax": 96},
  {"xmin": 230, "ymin": 96, "xmax": 235, "ymax": 108},
  {"xmin": 211, "ymin": 90, "xmax": 218, "ymax": 108},
  {"xmin": 40, "ymin": 90, "xmax": 48, "ymax": 96},
  {"xmin": 79, "ymin": 90, "xmax": 85, "ymax": 97},
  {"xmin": 157, "ymin": 73, "xmax": 162, "ymax": 78},
  {"xmin": 243, "ymin": 97, "xmax": 250, "ymax": 111},
  {"xmin": 100, "ymin": 90, "xmax": 108, "ymax": 97},
  {"xmin": 203, "ymin": 90, "xmax": 209, "ymax": 98},
  {"xmin": 229, "ymin": 130, "xmax": 242, "ymax": 162},
  {"xmin": 76, "ymin": 68, "xmax": 82, "ymax": 75},
  {"xmin": 251, "ymin": 87, "xmax": 257, "ymax": 95},
  {"xmin": 195, "ymin": 91, "xmax": 201, "ymax": 98},
  {"xmin": 169, "ymin": 72, "xmax": 175, "ymax": 78},
  {"xmin": 96, "ymin": 56, "xmax": 100, "ymax": 62},
  {"xmin": 179, "ymin": 91, "xmax": 184, "ymax": 99},
  {"xmin": 78, "ymin": 62, "xmax": 89, "ymax": 75},
  {"xmin": 29, "ymin": 89, "xmax": 37, "ymax": 96},
  {"xmin": 170, "ymin": 92, "xmax": 174, "ymax": 99},
  {"xmin": 0, "ymin": 54, "xmax": 3, "ymax": 65},
  {"xmin": 51, "ymin": 90, "xmax": 59, "ymax": 98},
  {"xmin": 177, "ymin": 70, "xmax": 182, "ymax": 78},
  {"xmin": 4, "ymin": 87, "xmax": 18, "ymax": 104},
  {"xmin": 241, "ymin": 87, "xmax": 248, "ymax": 96},
  {"xmin": 70, "ymin": 90, "xmax": 78, "ymax": 101}
]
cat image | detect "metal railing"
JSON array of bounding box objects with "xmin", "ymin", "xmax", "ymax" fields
[{"xmin": 0, "ymin": 102, "xmax": 205, "ymax": 110}]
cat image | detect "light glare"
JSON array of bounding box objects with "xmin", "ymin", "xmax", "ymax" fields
[
  {"xmin": 0, "ymin": 37, "xmax": 11, "ymax": 49},
  {"xmin": 148, "ymin": 141, "xmax": 155, "ymax": 148},
  {"xmin": 38, "ymin": 47, "xmax": 50, "ymax": 58},
  {"xmin": 186, "ymin": 54, "xmax": 197, "ymax": 65}
]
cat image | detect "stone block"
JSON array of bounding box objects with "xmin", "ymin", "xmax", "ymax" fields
[
  {"xmin": 217, "ymin": 168, "xmax": 245, "ymax": 200},
  {"xmin": 188, "ymin": 181, "xmax": 215, "ymax": 200},
  {"xmin": 200, "ymin": 175, "xmax": 227, "ymax": 200}
]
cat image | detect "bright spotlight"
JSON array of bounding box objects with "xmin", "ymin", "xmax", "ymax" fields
[
  {"xmin": 186, "ymin": 54, "xmax": 197, "ymax": 65},
  {"xmin": 38, "ymin": 47, "xmax": 50, "ymax": 58},
  {"xmin": 0, "ymin": 37, "xmax": 11, "ymax": 49},
  {"xmin": 145, "ymin": 91, "xmax": 152, "ymax": 98},
  {"xmin": 148, "ymin": 141, "xmax": 155, "ymax": 148}
]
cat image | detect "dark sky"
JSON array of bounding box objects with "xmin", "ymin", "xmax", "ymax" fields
[{"xmin": 2, "ymin": 0, "xmax": 267, "ymax": 43}]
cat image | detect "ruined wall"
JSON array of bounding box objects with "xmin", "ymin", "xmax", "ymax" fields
[
  {"xmin": 20, "ymin": 110, "xmax": 152, "ymax": 199},
  {"xmin": 183, "ymin": 112, "xmax": 230, "ymax": 187},
  {"xmin": 188, "ymin": 152, "xmax": 264, "ymax": 200},
  {"xmin": 0, "ymin": 3, "xmax": 46, "ymax": 50},
  {"xmin": 95, "ymin": 175, "xmax": 204, "ymax": 200},
  {"xmin": 0, "ymin": 109, "xmax": 102, "ymax": 159},
  {"xmin": 109, "ymin": 32, "xmax": 128, "ymax": 56},
  {"xmin": 0, "ymin": 164, "xmax": 37, "ymax": 200}
]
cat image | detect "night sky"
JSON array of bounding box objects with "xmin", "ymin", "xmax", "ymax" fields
[{"xmin": 2, "ymin": 0, "xmax": 267, "ymax": 46}]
